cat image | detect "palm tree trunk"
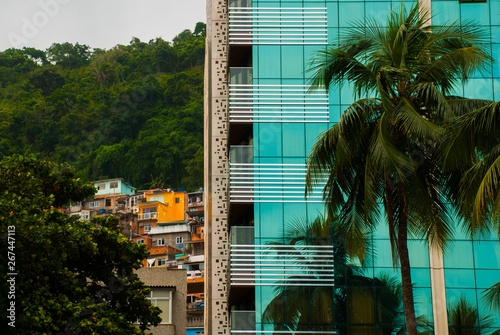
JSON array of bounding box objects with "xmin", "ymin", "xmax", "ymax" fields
[{"xmin": 398, "ymin": 217, "xmax": 418, "ymax": 335}]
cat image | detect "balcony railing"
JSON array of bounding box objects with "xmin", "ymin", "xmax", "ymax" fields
[
  {"xmin": 229, "ymin": 163, "xmax": 326, "ymax": 203},
  {"xmin": 229, "ymin": 84, "xmax": 329, "ymax": 123},
  {"xmin": 187, "ymin": 316, "xmax": 204, "ymax": 328},
  {"xmin": 231, "ymin": 310, "xmax": 255, "ymax": 332},
  {"xmin": 230, "ymin": 227, "xmax": 334, "ymax": 287},
  {"xmin": 228, "ymin": 7, "xmax": 327, "ymax": 45},
  {"xmin": 229, "ymin": 68, "xmax": 330, "ymax": 123},
  {"xmin": 138, "ymin": 212, "xmax": 158, "ymax": 220},
  {"xmin": 230, "ymin": 146, "xmax": 253, "ymax": 164}
]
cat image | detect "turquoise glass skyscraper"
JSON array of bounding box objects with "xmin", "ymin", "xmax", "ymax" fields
[{"xmin": 205, "ymin": 0, "xmax": 500, "ymax": 333}]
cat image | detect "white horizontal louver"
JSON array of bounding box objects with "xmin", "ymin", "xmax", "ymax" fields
[
  {"xmin": 231, "ymin": 331, "xmax": 337, "ymax": 334},
  {"xmin": 230, "ymin": 244, "xmax": 334, "ymax": 287},
  {"xmin": 229, "ymin": 85, "xmax": 329, "ymax": 123},
  {"xmin": 229, "ymin": 163, "xmax": 326, "ymax": 203},
  {"xmin": 229, "ymin": 7, "xmax": 327, "ymax": 45}
]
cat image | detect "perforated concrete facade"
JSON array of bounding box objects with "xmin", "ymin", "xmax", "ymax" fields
[{"xmin": 204, "ymin": 0, "xmax": 230, "ymax": 334}]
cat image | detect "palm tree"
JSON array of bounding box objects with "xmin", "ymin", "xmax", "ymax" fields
[
  {"xmin": 305, "ymin": 4, "xmax": 491, "ymax": 335},
  {"xmin": 441, "ymin": 101, "xmax": 500, "ymax": 318},
  {"xmin": 261, "ymin": 216, "xmax": 405, "ymax": 334}
]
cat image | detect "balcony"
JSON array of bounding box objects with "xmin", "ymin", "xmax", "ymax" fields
[
  {"xmin": 229, "ymin": 162, "xmax": 326, "ymax": 203},
  {"xmin": 228, "ymin": 6, "xmax": 327, "ymax": 45},
  {"xmin": 230, "ymin": 227, "xmax": 334, "ymax": 287},
  {"xmin": 187, "ymin": 316, "xmax": 204, "ymax": 328},
  {"xmin": 231, "ymin": 310, "xmax": 255, "ymax": 333},
  {"xmin": 188, "ymin": 201, "xmax": 203, "ymax": 208},
  {"xmin": 149, "ymin": 225, "xmax": 190, "ymax": 235},
  {"xmin": 229, "ymin": 67, "xmax": 329, "ymax": 123},
  {"xmin": 138, "ymin": 212, "xmax": 158, "ymax": 220}
]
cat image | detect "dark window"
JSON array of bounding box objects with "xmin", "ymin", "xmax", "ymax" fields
[
  {"xmin": 175, "ymin": 197, "xmax": 180, "ymax": 204},
  {"xmin": 105, "ymin": 198, "xmax": 111, "ymax": 206}
]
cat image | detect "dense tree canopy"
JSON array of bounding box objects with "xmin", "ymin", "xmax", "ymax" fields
[
  {"xmin": 0, "ymin": 23, "xmax": 206, "ymax": 190},
  {"xmin": 0, "ymin": 154, "xmax": 161, "ymax": 334}
]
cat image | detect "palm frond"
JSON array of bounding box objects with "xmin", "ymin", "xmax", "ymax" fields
[{"xmin": 482, "ymin": 281, "xmax": 500, "ymax": 311}]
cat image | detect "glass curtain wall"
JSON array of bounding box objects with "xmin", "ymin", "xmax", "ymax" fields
[{"xmin": 237, "ymin": 0, "xmax": 500, "ymax": 333}]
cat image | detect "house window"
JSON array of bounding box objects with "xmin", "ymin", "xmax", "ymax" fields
[
  {"xmin": 136, "ymin": 239, "xmax": 145, "ymax": 244},
  {"xmin": 144, "ymin": 225, "xmax": 152, "ymax": 232},
  {"xmin": 157, "ymin": 258, "xmax": 166, "ymax": 266},
  {"xmin": 89, "ymin": 201, "xmax": 99, "ymax": 208},
  {"xmin": 157, "ymin": 239, "xmax": 165, "ymax": 246},
  {"xmin": 176, "ymin": 237, "xmax": 183, "ymax": 244},
  {"xmin": 105, "ymin": 198, "xmax": 111, "ymax": 206},
  {"xmin": 175, "ymin": 197, "xmax": 180, "ymax": 204},
  {"xmin": 148, "ymin": 289, "xmax": 172, "ymax": 324},
  {"xmin": 96, "ymin": 183, "xmax": 106, "ymax": 190},
  {"xmin": 149, "ymin": 195, "xmax": 164, "ymax": 203},
  {"xmin": 110, "ymin": 182, "xmax": 118, "ymax": 189},
  {"xmin": 81, "ymin": 213, "xmax": 89, "ymax": 220}
]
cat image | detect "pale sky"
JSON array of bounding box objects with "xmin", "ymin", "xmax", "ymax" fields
[{"xmin": 0, "ymin": 0, "xmax": 207, "ymax": 52}]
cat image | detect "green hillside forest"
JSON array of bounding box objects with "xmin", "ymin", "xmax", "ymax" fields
[{"xmin": 0, "ymin": 23, "xmax": 206, "ymax": 191}]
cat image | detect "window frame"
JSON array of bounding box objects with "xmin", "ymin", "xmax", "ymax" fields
[
  {"xmin": 148, "ymin": 289, "xmax": 172, "ymax": 324},
  {"xmin": 89, "ymin": 201, "xmax": 99, "ymax": 208},
  {"xmin": 136, "ymin": 239, "xmax": 145, "ymax": 244},
  {"xmin": 157, "ymin": 238, "xmax": 165, "ymax": 246},
  {"xmin": 144, "ymin": 224, "xmax": 152, "ymax": 232},
  {"xmin": 109, "ymin": 182, "xmax": 118, "ymax": 189},
  {"xmin": 176, "ymin": 236, "xmax": 183, "ymax": 244}
]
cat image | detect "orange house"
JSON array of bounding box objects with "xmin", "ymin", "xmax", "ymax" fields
[{"xmin": 137, "ymin": 189, "xmax": 187, "ymax": 224}]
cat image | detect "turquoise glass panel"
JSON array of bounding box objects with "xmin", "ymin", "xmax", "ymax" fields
[
  {"xmin": 372, "ymin": 239, "xmax": 394, "ymax": 268},
  {"xmin": 460, "ymin": 3, "xmax": 490, "ymax": 26},
  {"xmin": 307, "ymin": 202, "xmax": 326, "ymax": 222},
  {"xmin": 414, "ymin": 288, "xmax": 433, "ymax": 322},
  {"xmin": 443, "ymin": 240, "xmax": 474, "ymax": 269},
  {"xmin": 475, "ymin": 269, "xmax": 500, "ymax": 289},
  {"xmin": 258, "ymin": 46, "xmax": 281, "ymax": 78},
  {"xmin": 283, "ymin": 202, "xmax": 307, "ymax": 229},
  {"xmin": 282, "ymin": 123, "xmax": 305, "ymax": 157},
  {"xmin": 327, "ymin": 2, "xmax": 338, "ymax": 27},
  {"xmin": 305, "ymin": 123, "xmax": 328, "ymax": 154},
  {"xmin": 463, "ymin": 79, "xmax": 493, "ymax": 100},
  {"xmin": 257, "ymin": 123, "xmax": 282, "ymax": 157},
  {"xmin": 281, "ymin": 46, "xmax": 304, "ymax": 79},
  {"xmin": 339, "ymin": 3, "xmax": 364, "ymax": 27},
  {"xmin": 446, "ymin": 288, "xmax": 477, "ymax": 308},
  {"xmin": 474, "ymin": 241, "xmax": 500, "ymax": 269},
  {"xmin": 408, "ymin": 240, "xmax": 429, "ymax": 268},
  {"xmin": 444, "ymin": 269, "xmax": 476, "ymax": 288},
  {"xmin": 411, "ymin": 268, "xmax": 431, "ymax": 288},
  {"xmin": 259, "ymin": 203, "xmax": 284, "ymax": 238},
  {"xmin": 432, "ymin": 1, "xmax": 460, "ymax": 26},
  {"xmin": 366, "ymin": 2, "xmax": 392, "ymax": 27}
]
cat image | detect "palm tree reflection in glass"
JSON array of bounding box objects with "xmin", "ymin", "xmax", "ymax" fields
[{"xmin": 262, "ymin": 216, "xmax": 415, "ymax": 334}]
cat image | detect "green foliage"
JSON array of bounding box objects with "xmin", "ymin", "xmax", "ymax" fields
[
  {"xmin": 0, "ymin": 154, "xmax": 161, "ymax": 334},
  {"xmin": 47, "ymin": 42, "xmax": 92, "ymax": 69},
  {"xmin": 0, "ymin": 23, "xmax": 205, "ymax": 191}
]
